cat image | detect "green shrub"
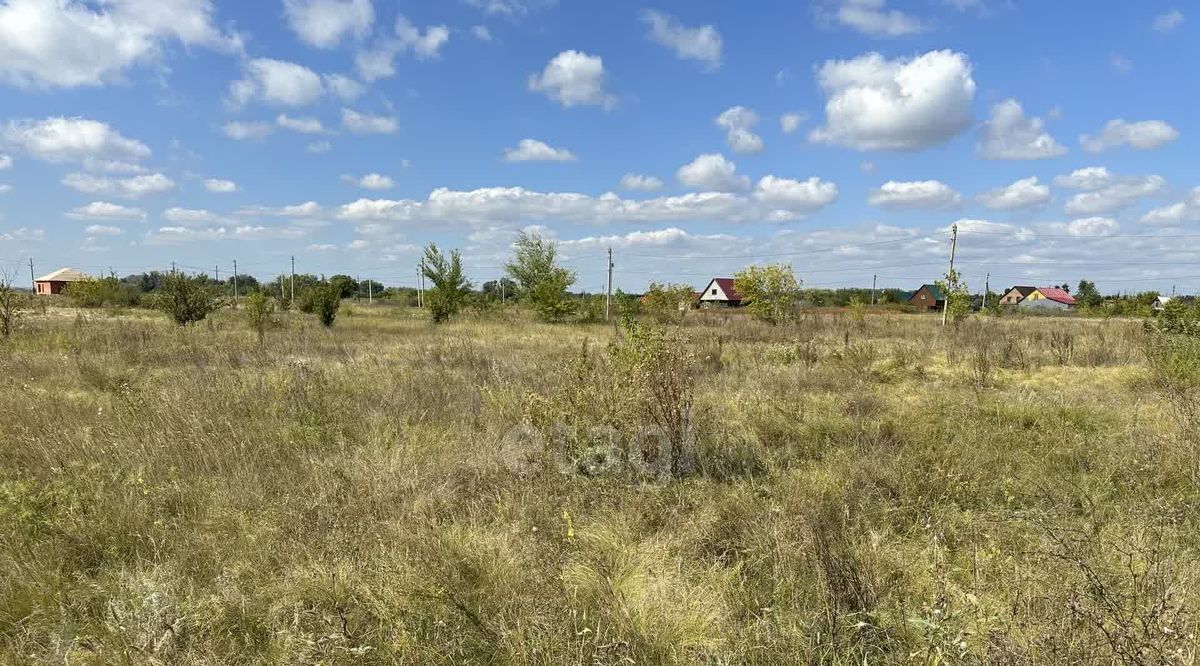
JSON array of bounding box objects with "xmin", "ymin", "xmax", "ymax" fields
[
  {"xmin": 421, "ymin": 243, "xmax": 472, "ymax": 323},
  {"xmin": 156, "ymin": 273, "xmax": 218, "ymax": 325},
  {"xmin": 244, "ymin": 291, "xmax": 276, "ymax": 344},
  {"xmin": 641, "ymin": 282, "xmax": 694, "ymax": 324},
  {"xmin": 311, "ymin": 285, "xmax": 341, "ymax": 327}
]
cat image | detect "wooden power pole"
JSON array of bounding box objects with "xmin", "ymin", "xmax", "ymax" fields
[
  {"xmin": 942, "ymin": 223, "xmax": 958, "ymax": 327},
  {"xmin": 290, "ymin": 255, "xmax": 295, "ymax": 307},
  {"xmin": 232, "ymin": 260, "xmax": 240, "ymax": 309},
  {"xmin": 29, "ymin": 258, "xmax": 35, "ymax": 293},
  {"xmin": 605, "ymin": 247, "xmax": 613, "ymax": 320},
  {"xmin": 871, "ymin": 274, "xmax": 877, "ymax": 306}
]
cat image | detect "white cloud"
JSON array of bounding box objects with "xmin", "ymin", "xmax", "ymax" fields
[
  {"xmin": 283, "ymin": 0, "xmax": 374, "ymax": 49},
  {"xmin": 1065, "ymin": 217, "xmax": 1119, "ymax": 237},
  {"xmin": 810, "ymin": 50, "xmax": 975, "ymax": 151},
  {"xmin": 978, "ymin": 99, "xmax": 1067, "ymax": 160},
  {"xmin": 323, "ymin": 74, "xmax": 365, "ymax": 101},
  {"xmin": 868, "ymin": 180, "xmax": 961, "ymax": 209},
  {"xmin": 0, "ymin": 227, "xmax": 45, "ymax": 242},
  {"xmin": 0, "ymin": 154, "xmax": 10, "ymax": 170},
  {"xmin": 354, "ymin": 16, "xmax": 449, "ymax": 81},
  {"xmin": 2, "ymin": 117, "xmax": 150, "ymax": 164},
  {"xmin": 1140, "ymin": 188, "xmax": 1200, "ymax": 226},
  {"xmin": 204, "ymin": 178, "xmax": 238, "ymax": 193},
  {"xmin": 1080, "ymin": 119, "xmax": 1180, "ymax": 153},
  {"xmin": 163, "ymin": 207, "xmax": 225, "ymax": 225},
  {"xmin": 228, "ymin": 58, "xmax": 325, "ymax": 107},
  {"xmin": 62, "ymin": 172, "xmax": 175, "ymax": 199},
  {"xmin": 81, "ymin": 158, "xmax": 147, "ymax": 174},
  {"xmin": 0, "ymin": 184, "xmax": 10, "ymax": 194},
  {"xmin": 978, "ymin": 177, "xmax": 1051, "ymax": 210},
  {"xmin": 859, "ymin": 161, "xmax": 877, "ymax": 174},
  {"xmin": 0, "ymin": 0, "xmax": 239, "ymax": 89},
  {"xmin": 715, "ymin": 106, "xmax": 763, "ymax": 154},
  {"xmin": 222, "ymin": 121, "xmax": 275, "ymax": 141},
  {"xmin": 276, "ymin": 114, "xmax": 327, "ymax": 134},
  {"xmin": 503, "ymin": 139, "xmax": 577, "ymax": 162},
  {"xmin": 471, "ymin": 25, "xmax": 492, "ymax": 41},
  {"xmin": 676, "ymin": 153, "xmax": 749, "ymax": 192},
  {"xmin": 1054, "ymin": 166, "xmax": 1113, "ymax": 190},
  {"xmin": 528, "ymin": 50, "xmax": 615, "ymax": 109},
  {"xmin": 237, "ymin": 201, "xmax": 323, "ymax": 218},
  {"xmin": 85, "ymin": 224, "xmax": 123, "ymax": 236},
  {"xmin": 341, "ymin": 108, "xmax": 398, "ymax": 134},
  {"xmin": 465, "ymin": 0, "xmax": 556, "ymax": 15},
  {"xmin": 639, "ymin": 9, "xmax": 722, "ymax": 69},
  {"xmin": 780, "ymin": 112, "xmax": 807, "ymax": 134},
  {"xmin": 307, "ymin": 141, "xmax": 333, "ymax": 154},
  {"xmin": 619, "ymin": 174, "xmax": 664, "ymax": 192},
  {"xmin": 344, "ymin": 173, "xmax": 395, "ymax": 190},
  {"xmin": 1063, "ymin": 174, "xmax": 1165, "ymax": 215},
  {"xmin": 144, "ymin": 224, "xmax": 311, "ymax": 245},
  {"xmin": 833, "ymin": 0, "xmax": 926, "ymax": 37},
  {"xmin": 1153, "ymin": 9, "xmax": 1184, "ymax": 33},
  {"xmin": 67, "ymin": 201, "xmax": 146, "ymax": 220},
  {"xmin": 754, "ymin": 176, "xmax": 839, "ymax": 217}
]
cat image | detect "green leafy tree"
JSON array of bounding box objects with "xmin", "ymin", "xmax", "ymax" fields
[
  {"xmin": 421, "ymin": 243, "xmax": 473, "ymax": 323},
  {"xmin": 733, "ymin": 264, "xmax": 801, "ymax": 325},
  {"xmin": 157, "ymin": 273, "xmax": 218, "ymax": 325},
  {"xmin": 311, "ymin": 285, "xmax": 341, "ymax": 327},
  {"xmin": 329, "ymin": 274, "xmax": 358, "ymax": 299},
  {"xmin": 641, "ymin": 282, "xmax": 695, "ymax": 324},
  {"xmin": 1076, "ymin": 280, "xmax": 1103, "ymax": 309},
  {"xmin": 244, "ymin": 291, "xmax": 276, "ymax": 344},
  {"xmin": 936, "ymin": 268, "xmax": 971, "ymax": 326},
  {"xmin": 504, "ymin": 231, "xmax": 576, "ymax": 322}
]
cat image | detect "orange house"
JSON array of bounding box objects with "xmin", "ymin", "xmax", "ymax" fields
[{"xmin": 35, "ymin": 268, "xmax": 89, "ymax": 295}]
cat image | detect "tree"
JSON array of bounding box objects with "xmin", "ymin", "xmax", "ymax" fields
[
  {"xmin": 0, "ymin": 271, "xmax": 27, "ymax": 338},
  {"xmin": 504, "ymin": 231, "xmax": 576, "ymax": 322},
  {"xmin": 481, "ymin": 278, "xmax": 517, "ymax": 301},
  {"xmin": 733, "ymin": 264, "xmax": 800, "ymax": 325},
  {"xmin": 244, "ymin": 291, "xmax": 276, "ymax": 344},
  {"xmin": 1076, "ymin": 280, "xmax": 1103, "ymax": 309},
  {"xmin": 311, "ymin": 285, "xmax": 341, "ymax": 327},
  {"xmin": 421, "ymin": 243, "xmax": 472, "ymax": 323},
  {"xmin": 641, "ymin": 282, "xmax": 695, "ymax": 324},
  {"xmin": 935, "ymin": 268, "xmax": 971, "ymax": 326},
  {"xmin": 157, "ymin": 273, "xmax": 218, "ymax": 325},
  {"xmin": 328, "ymin": 274, "xmax": 358, "ymax": 299}
]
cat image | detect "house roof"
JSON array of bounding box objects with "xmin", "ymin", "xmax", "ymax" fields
[
  {"xmin": 707, "ymin": 277, "xmax": 742, "ymax": 301},
  {"xmin": 1035, "ymin": 287, "xmax": 1076, "ymax": 305},
  {"xmin": 912, "ymin": 284, "xmax": 945, "ymax": 301},
  {"xmin": 35, "ymin": 267, "xmax": 90, "ymax": 282},
  {"xmin": 1005, "ymin": 285, "xmax": 1038, "ymax": 297}
]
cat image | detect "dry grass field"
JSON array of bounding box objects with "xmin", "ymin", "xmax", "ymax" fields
[{"xmin": 1, "ymin": 304, "xmax": 1198, "ymax": 664}]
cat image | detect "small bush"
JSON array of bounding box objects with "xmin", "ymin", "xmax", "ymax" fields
[
  {"xmin": 641, "ymin": 282, "xmax": 695, "ymax": 325},
  {"xmin": 243, "ymin": 291, "xmax": 276, "ymax": 344},
  {"xmin": 312, "ymin": 285, "xmax": 341, "ymax": 327},
  {"xmin": 156, "ymin": 273, "xmax": 218, "ymax": 325}
]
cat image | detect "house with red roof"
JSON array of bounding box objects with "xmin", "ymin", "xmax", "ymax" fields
[
  {"xmin": 698, "ymin": 277, "xmax": 743, "ymax": 307},
  {"xmin": 1019, "ymin": 287, "xmax": 1077, "ymax": 310}
]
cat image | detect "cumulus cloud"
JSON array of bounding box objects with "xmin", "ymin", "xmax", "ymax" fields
[
  {"xmin": 715, "ymin": 107, "xmax": 764, "ymax": 154},
  {"xmin": 810, "ymin": 50, "xmax": 975, "ymax": 151},
  {"xmin": 85, "ymin": 224, "xmax": 123, "ymax": 236},
  {"xmin": 2, "ymin": 117, "xmax": 150, "ymax": 164},
  {"xmin": 0, "ymin": 155, "xmax": 10, "ymax": 170},
  {"xmin": 323, "ymin": 74, "xmax": 365, "ymax": 101},
  {"xmin": 354, "ymin": 15, "xmax": 450, "ymax": 81},
  {"xmin": 1080, "ymin": 119, "xmax": 1180, "ymax": 153},
  {"xmin": 754, "ymin": 176, "xmax": 839, "ymax": 218},
  {"xmin": 528, "ymin": 50, "xmax": 615, "ymax": 109},
  {"xmin": 341, "ymin": 108, "xmax": 398, "ymax": 134},
  {"xmin": 1062, "ymin": 173, "xmax": 1165, "ymax": 216},
  {"xmin": 343, "ymin": 173, "xmax": 395, "ymax": 190},
  {"xmin": 144, "ymin": 224, "xmax": 312, "ymax": 245},
  {"xmin": 639, "ymin": 9, "xmax": 722, "ymax": 69},
  {"xmin": 978, "ymin": 99, "xmax": 1067, "ymax": 160},
  {"xmin": 978, "ymin": 177, "xmax": 1051, "ymax": 210},
  {"xmin": 1054, "ymin": 166, "xmax": 1113, "ymax": 190},
  {"xmin": 0, "ymin": 227, "xmax": 45, "ymax": 242},
  {"xmin": 283, "ymin": 0, "xmax": 374, "ymax": 49},
  {"xmin": 830, "ymin": 0, "xmax": 926, "ymax": 37},
  {"xmin": 503, "ymin": 139, "xmax": 577, "ymax": 162},
  {"xmin": 67, "ymin": 201, "xmax": 146, "ymax": 220},
  {"xmin": 204, "ymin": 178, "xmax": 238, "ymax": 193},
  {"xmin": 619, "ymin": 174, "xmax": 664, "ymax": 192},
  {"xmin": 1140, "ymin": 188, "xmax": 1200, "ymax": 226},
  {"xmin": 1153, "ymin": 9, "xmax": 1184, "ymax": 33},
  {"xmin": 676, "ymin": 153, "xmax": 749, "ymax": 192},
  {"xmin": 222, "ymin": 121, "xmax": 275, "ymax": 141},
  {"xmin": 236, "ymin": 201, "xmax": 324, "ymax": 218},
  {"xmin": 163, "ymin": 207, "xmax": 227, "ymax": 225},
  {"xmin": 780, "ymin": 112, "xmax": 807, "ymax": 134},
  {"xmin": 62, "ymin": 172, "xmax": 175, "ymax": 199},
  {"xmin": 0, "ymin": 0, "xmax": 240, "ymax": 89},
  {"xmin": 228, "ymin": 58, "xmax": 325, "ymax": 107},
  {"xmin": 868, "ymin": 180, "xmax": 961, "ymax": 209},
  {"xmin": 1065, "ymin": 217, "xmax": 1119, "ymax": 237},
  {"xmin": 276, "ymin": 114, "xmax": 327, "ymax": 134}
]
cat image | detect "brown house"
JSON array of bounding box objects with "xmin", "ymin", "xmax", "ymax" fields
[
  {"xmin": 35, "ymin": 268, "xmax": 89, "ymax": 295},
  {"xmin": 999, "ymin": 285, "xmax": 1036, "ymax": 306},
  {"xmin": 907, "ymin": 284, "xmax": 945, "ymax": 312}
]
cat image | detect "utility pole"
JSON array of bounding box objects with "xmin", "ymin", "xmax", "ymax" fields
[
  {"xmin": 215, "ymin": 264, "xmax": 220, "ymax": 283},
  {"xmin": 289, "ymin": 255, "xmax": 295, "ymax": 307},
  {"xmin": 500, "ymin": 279, "xmax": 505, "ymax": 304},
  {"xmin": 871, "ymin": 274, "xmax": 877, "ymax": 306},
  {"xmin": 171, "ymin": 260, "xmax": 176, "ymax": 274},
  {"xmin": 29, "ymin": 258, "xmax": 35, "ymax": 293},
  {"xmin": 605, "ymin": 247, "xmax": 614, "ymax": 320},
  {"xmin": 367, "ymin": 277, "xmax": 373, "ymax": 304},
  {"xmin": 941, "ymin": 223, "xmax": 958, "ymax": 327},
  {"xmin": 983, "ymin": 272, "xmax": 990, "ymax": 310},
  {"xmin": 232, "ymin": 260, "xmax": 240, "ymax": 309},
  {"xmin": 417, "ymin": 266, "xmax": 424, "ymax": 308}
]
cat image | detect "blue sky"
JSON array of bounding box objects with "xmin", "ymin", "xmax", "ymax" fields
[{"xmin": 0, "ymin": 0, "xmax": 1197, "ymax": 294}]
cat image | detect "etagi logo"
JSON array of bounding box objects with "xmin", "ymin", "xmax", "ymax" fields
[{"xmin": 498, "ymin": 420, "xmax": 697, "ymax": 484}]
